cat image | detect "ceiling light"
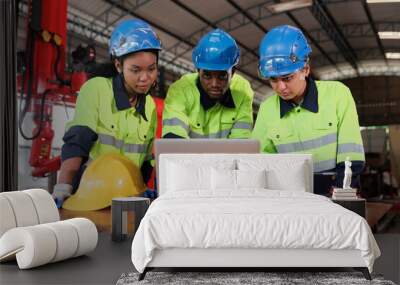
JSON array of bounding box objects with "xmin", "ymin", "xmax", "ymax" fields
[
  {"xmin": 367, "ymin": 0, "xmax": 400, "ymax": 3},
  {"xmin": 386, "ymin": 52, "xmax": 400, "ymax": 59},
  {"xmin": 267, "ymin": 0, "xmax": 313, "ymax": 14},
  {"xmin": 378, "ymin": 31, "xmax": 400, "ymax": 39}
]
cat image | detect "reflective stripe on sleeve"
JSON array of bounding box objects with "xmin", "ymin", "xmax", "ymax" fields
[
  {"xmin": 189, "ymin": 129, "xmax": 231, "ymax": 139},
  {"xmin": 98, "ymin": 134, "xmax": 147, "ymax": 153},
  {"xmin": 162, "ymin": 118, "xmax": 189, "ymax": 133},
  {"xmin": 276, "ymin": 133, "xmax": 337, "ymax": 153},
  {"xmin": 232, "ymin": 121, "xmax": 252, "ymax": 130},
  {"xmin": 338, "ymin": 143, "xmax": 364, "ymax": 154}
]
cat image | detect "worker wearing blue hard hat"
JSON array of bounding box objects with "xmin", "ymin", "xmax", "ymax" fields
[
  {"xmin": 253, "ymin": 25, "xmax": 365, "ymax": 195},
  {"xmin": 162, "ymin": 29, "xmax": 254, "ymax": 139},
  {"xmin": 53, "ymin": 19, "xmax": 161, "ymax": 210}
]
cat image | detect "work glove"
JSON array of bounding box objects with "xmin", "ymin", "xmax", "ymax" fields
[
  {"xmin": 52, "ymin": 183, "xmax": 73, "ymax": 208},
  {"xmin": 143, "ymin": 188, "xmax": 158, "ymax": 199}
]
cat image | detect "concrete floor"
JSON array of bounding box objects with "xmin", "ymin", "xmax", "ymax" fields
[
  {"xmin": 1, "ymin": 216, "xmax": 400, "ymax": 285},
  {"xmin": 373, "ymin": 215, "xmax": 400, "ymax": 284},
  {"xmin": 1, "ymin": 233, "xmax": 399, "ymax": 285},
  {"xmin": 374, "ymin": 234, "xmax": 400, "ymax": 285}
]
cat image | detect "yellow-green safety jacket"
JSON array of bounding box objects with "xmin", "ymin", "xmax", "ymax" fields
[
  {"xmin": 62, "ymin": 76, "xmax": 156, "ymax": 169},
  {"xmin": 252, "ymin": 79, "xmax": 365, "ymax": 173},
  {"xmin": 162, "ymin": 73, "xmax": 254, "ymax": 139}
]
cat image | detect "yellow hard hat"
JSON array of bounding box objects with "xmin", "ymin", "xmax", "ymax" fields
[{"xmin": 62, "ymin": 153, "xmax": 145, "ymax": 211}]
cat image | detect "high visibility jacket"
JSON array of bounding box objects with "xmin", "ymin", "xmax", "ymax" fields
[
  {"xmin": 252, "ymin": 80, "xmax": 365, "ymax": 173},
  {"xmin": 162, "ymin": 73, "xmax": 254, "ymax": 139},
  {"xmin": 64, "ymin": 77, "xmax": 156, "ymax": 168}
]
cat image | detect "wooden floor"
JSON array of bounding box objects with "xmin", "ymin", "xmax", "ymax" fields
[
  {"xmin": 60, "ymin": 208, "xmax": 140, "ymax": 234},
  {"xmin": 60, "ymin": 202, "xmax": 396, "ymax": 234},
  {"xmin": 60, "ymin": 208, "xmax": 112, "ymax": 233},
  {"xmin": 366, "ymin": 202, "xmax": 394, "ymax": 228}
]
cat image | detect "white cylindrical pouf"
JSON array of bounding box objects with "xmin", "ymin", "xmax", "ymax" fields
[
  {"xmin": 0, "ymin": 196, "xmax": 17, "ymax": 237},
  {"xmin": 1, "ymin": 192, "xmax": 39, "ymax": 227},
  {"xmin": 0, "ymin": 226, "xmax": 57, "ymax": 269},
  {"xmin": 42, "ymin": 221, "xmax": 79, "ymax": 262},
  {"xmin": 65, "ymin": 218, "xmax": 98, "ymax": 257},
  {"xmin": 24, "ymin": 189, "xmax": 59, "ymax": 223}
]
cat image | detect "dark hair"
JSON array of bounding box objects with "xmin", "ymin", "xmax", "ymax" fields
[
  {"xmin": 87, "ymin": 50, "xmax": 159, "ymax": 79},
  {"xmin": 86, "ymin": 62, "xmax": 119, "ymax": 78}
]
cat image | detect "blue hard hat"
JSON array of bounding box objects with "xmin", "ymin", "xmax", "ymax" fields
[
  {"xmin": 258, "ymin": 25, "xmax": 312, "ymax": 78},
  {"xmin": 109, "ymin": 19, "xmax": 162, "ymax": 58},
  {"xmin": 192, "ymin": 29, "xmax": 240, "ymax": 71}
]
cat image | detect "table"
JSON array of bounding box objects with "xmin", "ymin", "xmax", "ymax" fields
[{"xmin": 332, "ymin": 198, "xmax": 366, "ymax": 218}]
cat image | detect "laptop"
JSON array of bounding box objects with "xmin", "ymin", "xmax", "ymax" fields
[{"xmin": 154, "ymin": 138, "xmax": 260, "ymax": 191}]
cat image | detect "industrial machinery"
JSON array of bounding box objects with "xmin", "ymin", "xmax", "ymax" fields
[
  {"xmin": 19, "ymin": 0, "xmax": 92, "ymax": 179},
  {"xmin": 18, "ymin": 0, "xmax": 164, "ymax": 190}
]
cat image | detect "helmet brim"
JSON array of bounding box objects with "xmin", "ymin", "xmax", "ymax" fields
[{"xmin": 194, "ymin": 62, "xmax": 237, "ymax": 71}]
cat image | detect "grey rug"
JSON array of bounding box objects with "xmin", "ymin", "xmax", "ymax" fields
[{"xmin": 116, "ymin": 271, "xmax": 396, "ymax": 285}]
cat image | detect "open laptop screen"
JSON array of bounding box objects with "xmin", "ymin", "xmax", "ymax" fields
[{"xmin": 154, "ymin": 139, "xmax": 260, "ymax": 191}]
